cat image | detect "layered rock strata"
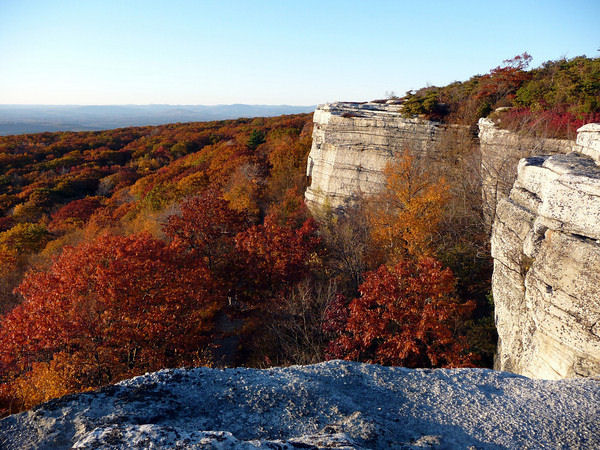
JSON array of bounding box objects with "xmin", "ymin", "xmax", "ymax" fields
[
  {"xmin": 304, "ymin": 104, "xmax": 575, "ymax": 222},
  {"xmin": 305, "ymin": 102, "xmax": 463, "ymax": 209},
  {"xmin": 492, "ymin": 146, "xmax": 600, "ymax": 379},
  {"xmin": 478, "ymin": 117, "xmax": 573, "ymax": 225}
]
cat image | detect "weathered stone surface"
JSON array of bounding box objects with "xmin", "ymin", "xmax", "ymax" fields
[
  {"xmin": 492, "ymin": 150, "xmax": 600, "ymax": 379},
  {"xmin": 491, "ymin": 198, "xmax": 537, "ymax": 374},
  {"xmin": 3, "ymin": 361, "xmax": 600, "ymax": 449},
  {"xmin": 305, "ymin": 102, "xmax": 465, "ymax": 209},
  {"xmin": 492, "ymin": 260, "xmax": 532, "ymax": 374},
  {"xmin": 478, "ymin": 118, "xmax": 573, "ymax": 224},
  {"xmin": 491, "ymin": 197, "xmax": 535, "ymax": 267},
  {"xmin": 576, "ymin": 122, "xmax": 600, "ymax": 162},
  {"xmin": 515, "ymin": 154, "xmax": 600, "ymax": 240}
]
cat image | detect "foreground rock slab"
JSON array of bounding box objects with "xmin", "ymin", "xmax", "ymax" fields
[{"xmin": 1, "ymin": 361, "xmax": 599, "ymax": 449}]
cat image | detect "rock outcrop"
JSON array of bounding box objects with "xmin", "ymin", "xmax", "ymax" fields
[
  {"xmin": 491, "ymin": 124, "xmax": 600, "ymax": 378},
  {"xmin": 305, "ymin": 102, "xmax": 466, "ymax": 209},
  {"xmin": 304, "ymin": 103, "xmax": 575, "ymax": 219},
  {"xmin": 2, "ymin": 361, "xmax": 600, "ymax": 449},
  {"xmin": 478, "ymin": 117, "xmax": 573, "ymax": 224},
  {"xmin": 304, "ymin": 102, "xmax": 600, "ymax": 380},
  {"xmin": 574, "ymin": 122, "xmax": 600, "ymax": 161}
]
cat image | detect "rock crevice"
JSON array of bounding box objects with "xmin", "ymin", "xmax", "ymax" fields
[
  {"xmin": 304, "ymin": 102, "xmax": 600, "ymax": 380},
  {"xmin": 478, "ymin": 117, "xmax": 574, "ymax": 224}
]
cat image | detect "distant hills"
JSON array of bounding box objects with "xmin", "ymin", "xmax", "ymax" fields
[{"xmin": 0, "ymin": 104, "xmax": 316, "ymax": 135}]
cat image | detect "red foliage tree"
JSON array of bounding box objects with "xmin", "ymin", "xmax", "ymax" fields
[
  {"xmin": 48, "ymin": 197, "xmax": 104, "ymax": 232},
  {"xmin": 325, "ymin": 257, "xmax": 476, "ymax": 368},
  {"xmin": 163, "ymin": 188, "xmax": 247, "ymax": 273},
  {"xmin": 0, "ymin": 233, "xmax": 221, "ymax": 396},
  {"xmin": 235, "ymin": 212, "xmax": 321, "ymax": 299},
  {"xmin": 501, "ymin": 107, "xmax": 600, "ymax": 139},
  {"xmin": 476, "ymin": 53, "xmax": 532, "ymax": 105},
  {"xmin": 232, "ymin": 209, "xmax": 322, "ymax": 364}
]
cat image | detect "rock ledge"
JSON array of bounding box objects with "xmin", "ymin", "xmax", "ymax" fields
[{"xmin": 1, "ymin": 361, "xmax": 599, "ymax": 449}]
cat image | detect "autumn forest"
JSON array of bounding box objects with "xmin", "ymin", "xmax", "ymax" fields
[{"xmin": 1, "ymin": 54, "xmax": 598, "ymax": 416}]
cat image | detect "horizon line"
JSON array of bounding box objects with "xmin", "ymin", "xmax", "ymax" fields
[{"xmin": 0, "ymin": 103, "xmax": 318, "ymax": 107}]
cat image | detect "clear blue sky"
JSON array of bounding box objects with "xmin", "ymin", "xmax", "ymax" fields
[{"xmin": 1, "ymin": 0, "xmax": 598, "ymax": 105}]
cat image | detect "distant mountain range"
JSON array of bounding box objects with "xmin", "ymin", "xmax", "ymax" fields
[{"xmin": 0, "ymin": 104, "xmax": 316, "ymax": 135}]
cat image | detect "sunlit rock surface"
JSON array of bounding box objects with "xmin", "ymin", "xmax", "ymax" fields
[
  {"xmin": 478, "ymin": 117, "xmax": 573, "ymax": 224},
  {"xmin": 303, "ymin": 104, "xmax": 575, "ymax": 219},
  {"xmin": 575, "ymin": 122, "xmax": 600, "ymax": 162},
  {"xmin": 305, "ymin": 102, "xmax": 450, "ymax": 210},
  {"xmin": 492, "ymin": 149, "xmax": 600, "ymax": 379},
  {"xmin": 1, "ymin": 361, "xmax": 599, "ymax": 449}
]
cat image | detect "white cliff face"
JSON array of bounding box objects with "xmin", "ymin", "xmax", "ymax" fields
[
  {"xmin": 304, "ymin": 104, "xmax": 574, "ymax": 221},
  {"xmin": 304, "ymin": 103, "xmax": 600, "ymax": 380},
  {"xmin": 478, "ymin": 117, "xmax": 573, "ymax": 225},
  {"xmin": 492, "ymin": 140, "xmax": 600, "ymax": 379},
  {"xmin": 575, "ymin": 122, "xmax": 600, "ymax": 162},
  {"xmin": 305, "ymin": 102, "xmax": 448, "ymax": 209}
]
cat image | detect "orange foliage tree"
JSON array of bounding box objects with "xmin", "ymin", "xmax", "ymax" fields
[
  {"xmin": 266, "ymin": 132, "xmax": 312, "ymax": 203},
  {"xmin": 223, "ymin": 162, "xmax": 263, "ymax": 217},
  {"xmin": 325, "ymin": 257, "xmax": 475, "ymax": 368},
  {"xmin": 367, "ymin": 150, "xmax": 449, "ymax": 264}
]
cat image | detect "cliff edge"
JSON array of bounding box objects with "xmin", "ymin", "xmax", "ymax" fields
[
  {"xmin": 305, "ymin": 102, "xmax": 448, "ymax": 210},
  {"xmin": 491, "ymin": 124, "xmax": 600, "ymax": 379}
]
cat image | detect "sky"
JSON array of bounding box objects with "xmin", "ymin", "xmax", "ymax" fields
[{"xmin": 1, "ymin": 0, "xmax": 598, "ymax": 105}]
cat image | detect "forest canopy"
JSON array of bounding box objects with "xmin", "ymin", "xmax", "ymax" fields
[
  {"xmin": 399, "ymin": 54, "xmax": 600, "ymax": 138},
  {"xmin": 0, "ymin": 111, "xmax": 490, "ymax": 416},
  {"xmin": 2, "ymin": 53, "xmax": 595, "ymax": 415}
]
